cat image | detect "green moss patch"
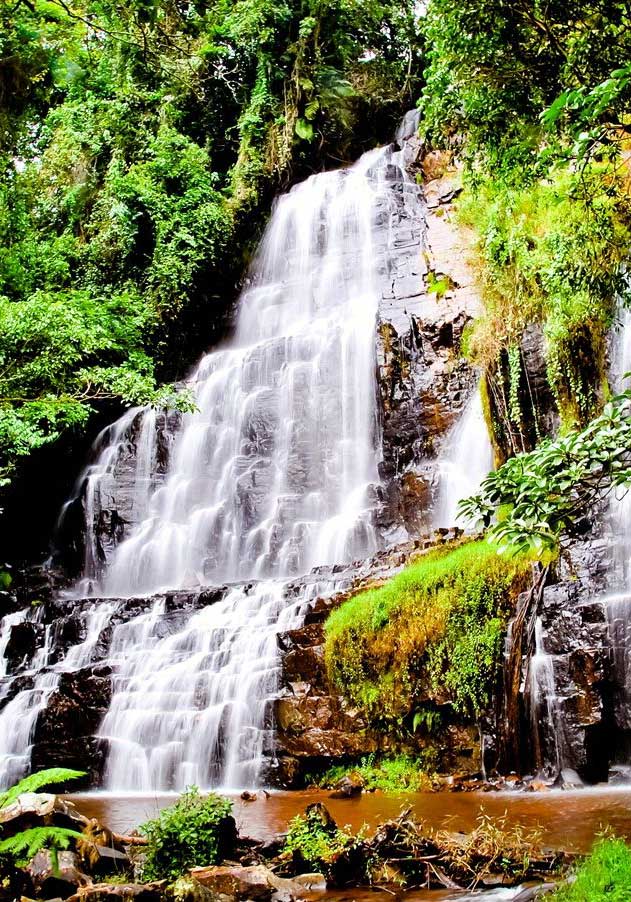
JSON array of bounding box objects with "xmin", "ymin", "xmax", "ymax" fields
[{"xmin": 324, "ymin": 540, "xmax": 531, "ymax": 730}]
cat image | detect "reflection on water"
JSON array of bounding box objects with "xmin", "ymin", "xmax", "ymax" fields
[{"xmin": 67, "ymin": 786, "xmax": 631, "ymax": 853}]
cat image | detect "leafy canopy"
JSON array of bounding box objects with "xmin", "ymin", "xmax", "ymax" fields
[{"xmin": 0, "ymin": 0, "xmax": 419, "ymax": 487}]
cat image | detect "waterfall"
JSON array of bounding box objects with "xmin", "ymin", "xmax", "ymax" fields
[
  {"xmin": 602, "ymin": 303, "xmax": 631, "ymax": 764},
  {"xmin": 0, "ymin": 133, "xmax": 425, "ymax": 790},
  {"xmin": 527, "ymin": 617, "xmax": 569, "ymax": 775},
  {"xmin": 96, "ymin": 147, "xmax": 394, "ymax": 599},
  {"xmin": 53, "ymin": 407, "xmax": 165, "ymax": 592},
  {"xmin": 434, "ymin": 385, "xmax": 494, "ymax": 528}
]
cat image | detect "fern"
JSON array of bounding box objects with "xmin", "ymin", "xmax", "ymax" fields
[
  {"xmin": 0, "ymin": 826, "xmax": 83, "ymax": 868},
  {"xmin": 0, "ymin": 767, "xmax": 86, "ymax": 809}
]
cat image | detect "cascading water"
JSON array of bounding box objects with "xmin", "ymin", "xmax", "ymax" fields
[
  {"xmin": 602, "ymin": 303, "xmax": 631, "ymax": 761},
  {"xmin": 98, "ymin": 147, "xmax": 385, "ymax": 598},
  {"xmin": 434, "ymin": 385, "xmax": 493, "ymax": 528},
  {"xmin": 53, "ymin": 407, "xmax": 168, "ymax": 592},
  {"xmin": 0, "ymin": 133, "xmax": 428, "ymax": 790}
]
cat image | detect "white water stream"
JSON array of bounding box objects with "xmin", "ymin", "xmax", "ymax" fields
[{"xmin": 434, "ymin": 385, "xmax": 493, "ymax": 528}]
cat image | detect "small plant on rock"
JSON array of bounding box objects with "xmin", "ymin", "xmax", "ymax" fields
[
  {"xmin": 139, "ymin": 788, "xmax": 235, "ymax": 881},
  {"xmin": 283, "ymin": 803, "xmax": 360, "ymax": 878}
]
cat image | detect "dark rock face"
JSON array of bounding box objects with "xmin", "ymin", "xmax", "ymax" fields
[
  {"xmin": 31, "ymin": 666, "xmax": 112, "ymax": 784},
  {"xmin": 376, "ymin": 141, "xmax": 482, "ymax": 539},
  {"xmin": 494, "ymin": 536, "xmax": 630, "ymax": 785},
  {"xmin": 485, "ymin": 323, "xmax": 560, "ymax": 461}
]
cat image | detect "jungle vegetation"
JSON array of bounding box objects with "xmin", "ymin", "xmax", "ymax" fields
[{"xmin": 0, "ymin": 0, "xmax": 419, "ymax": 489}]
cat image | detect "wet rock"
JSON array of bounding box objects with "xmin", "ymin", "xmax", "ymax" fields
[
  {"xmin": 329, "ymin": 771, "xmax": 364, "ymax": 798},
  {"xmin": 26, "ymin": 849, "xmax": 89, "ymax": 899},
  {"xmin": 281, "ymin": 646, "xmax": 326, "ymax": 690},
  {"xmin": 190, "ymin": 864, "xmax": 307, "ymax": 902},
  {"xmin": 67, "ymin": 882, "xmax": 167, "ymax": 902},
  {"xmin": 0, "ymin": 792, "xmax": 87, "ymax": 836},
  {"xmin": 291, "ymin": 873, "xmax": 326, "ymax": 891},
  {"xmin": 4, "ymin": 620, "xmax": 44, "ymax": 673},
  {"xmin": 32, "ymin": 666, "xmax": 112, "ymax": 783}
]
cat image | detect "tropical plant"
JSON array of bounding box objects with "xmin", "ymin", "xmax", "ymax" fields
[
  {"xmin": 0, "ymin": 767, "xmax": 86, "ymax": 870},
  {"xmin": 139, "ymin": 788, "xmax": 234, "ymax": 881},
  {"xmin": 459, "ymin": 391, "xmax": 631, "ymax": 555}
]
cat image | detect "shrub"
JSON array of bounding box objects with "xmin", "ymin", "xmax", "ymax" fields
[
  {"xmin": 314, "ymin": 754, "xmax": 436, "ymax": 793},
  {"xmin": 550, "ymin": 837, "xmax": 631, "ymax": 901},
  {"xmin": 324, "ymin": 540, "xmax": 531, "ymax": 728},
  {"xmin": 283, "ymin": 804, "xmax": 356, "ymax": 874},
  {"xmin": 139, "ymin": 788, "xmax": 235, "ymax": 882}
]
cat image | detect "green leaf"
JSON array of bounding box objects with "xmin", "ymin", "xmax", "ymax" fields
[{"xmin": 295, "ymin": 118, "xmax": 315, "ymax": 141}]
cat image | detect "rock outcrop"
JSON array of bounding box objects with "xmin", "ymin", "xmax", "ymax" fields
[
  {"xmin": 271, "ymin": 535, "xmax": 482, "ymax": 787},
  {"xmin": 376, "ymin": 143, "xmax": 483, "ymax": 539}
]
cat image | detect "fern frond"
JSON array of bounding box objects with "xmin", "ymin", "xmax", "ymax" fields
[
  {"xmin": 0, "ymin": 826, "xmax": 83, "ymax": 866},
  {"xmin": 0, "ymin": 768, "xmax": 86, "ymax": 809}
]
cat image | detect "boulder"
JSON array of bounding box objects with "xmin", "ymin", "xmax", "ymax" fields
[
  {"xmin": 190, "ymin": 865, "xmax": 308, "ymax": 902},
  {"xmin": 0, "ymin": 792, "xmax": 87, "ymax": 836},
  {"xmin": 66, "ymin": 882, "xmax": 167, "ymax": 902},
  {"xmin": 329, "ymin": 772, "xmax": 364, "ymax": 798},
  {"xmin": 26, "ymin": 850, "xmax": 90, "ymax": 899}
]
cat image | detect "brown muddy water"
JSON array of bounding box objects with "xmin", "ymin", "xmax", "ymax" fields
[
  {"xmin": 67, "ymin": 786, "xmax": 631, "ymax": 852},
  {"xmin": 66, "ymin": 787, "xmax": 631, "ymax": 901}
]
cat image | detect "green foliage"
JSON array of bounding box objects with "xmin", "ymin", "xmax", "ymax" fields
[
  {"xmin": 139, "ymin": 788, "xmax": 233, "ymax": 882},
  {"xmin": 550, "ymin": 837, "xmax": 631, "ymax": 901},
  {"xmin": 283, "ymin": 805, "xmax": 355, "ymax": 872},
  {"xmin": 0, "ymin": 0, "xmax": 419, "ymax": 487},
  {"xmin": 419, "ymin": 1, "xmax": 631, "ymax": 177},
  {"xmin": 0, "ymin": 827, "xmax": 82, "ymax": 870},
  {"xmin": 541, "ymin": 65, "xmax": 631, "ymax": 164},
  {"xmin": 0, "ymin": 766, "xmax": 86, "ymax": 809},
  {"xmin": 458, "ymin": 167, "xmax": 631, "ymax": 428},
  {"xmin": 0, "ymin": 768, "xmax": 85, "ymax": 872},
  {"xmin": 314, "ymin": 754, "xmax": 436, "ymax": 793},
  {"xmin": 460, "ymin": 391, "xmax": 631, "ymax": 556},
  {"xmin": 324, "ymin": 541, "xmax": 531, "ymax": 727}
]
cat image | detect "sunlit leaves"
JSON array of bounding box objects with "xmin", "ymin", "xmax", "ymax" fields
[{"xmin": 459, "ymin": 391, "xmax": 631, "ymax": 555}]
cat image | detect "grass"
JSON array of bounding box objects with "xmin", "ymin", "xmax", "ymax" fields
[
  {"xmin": 313, "ymin": 754, "xmax": 437, "ymax": 793},
  {"xmin": 550, "ymin": 837, "xmax": 631, "ymax": 900},
  {"xmin": 324, "ymin": 540, "xmax": 531, "ymax": 731}
]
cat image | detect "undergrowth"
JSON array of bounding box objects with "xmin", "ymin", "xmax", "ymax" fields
[
  {"xmin": 282, "ymin": 804, "xmax": 359, "ymax": 875},
  {"xmin": 139, "ymin": 788, "xmax": 234, "ymax": 882},
  {"xmin": 550, "ymin": 837, "xmax": 631, "ymax": 901},
  {"xmin": 313, "ymin": 754, "xmax": 436, "ymax": 792},
  {"xmin": 458, "ymin": 166, "xmax": 631, "ymax": 430},
  {"xmin": 324, "ymin": 540, "xmax": 531, "ymax": 731}
]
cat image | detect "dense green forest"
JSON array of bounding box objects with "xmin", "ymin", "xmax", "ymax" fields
[
  {"xmin": 0, "ymin": 0, "xmax": 418, "ymax": 488},
  {"xmin": 4, "ymin": 1, "xmax": 631, "ymax": 501}
]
